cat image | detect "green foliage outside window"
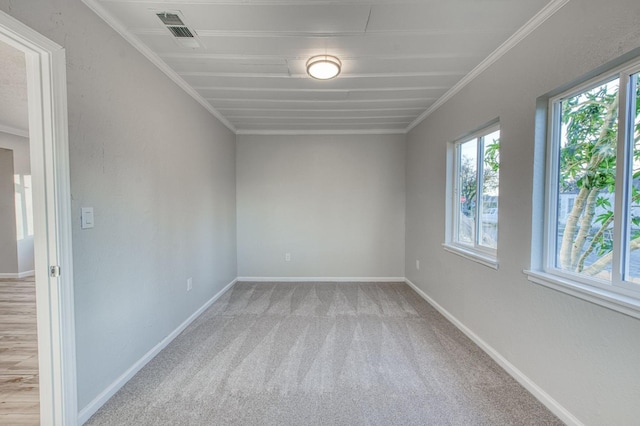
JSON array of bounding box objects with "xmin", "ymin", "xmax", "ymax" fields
[{"xmin": 557, "ymin": 75, "xmax": 640, "ymax": 278}]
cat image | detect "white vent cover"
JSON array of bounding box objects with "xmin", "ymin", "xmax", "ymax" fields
[
  {"xmin": 167, "ymin": 26, "xmax": 194, "ymax": 38},
  {"xmin": 156, "ymin": 12, "xmax": 184, "ymax": 26},
  {"xmin": 155, "ymin": 11, "xmax": 202, "ymax": 49}
]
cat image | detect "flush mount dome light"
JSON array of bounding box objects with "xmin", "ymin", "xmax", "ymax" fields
[{"xmin": 306, "ymin": 55, "xmax": 342, "ymax": 80}]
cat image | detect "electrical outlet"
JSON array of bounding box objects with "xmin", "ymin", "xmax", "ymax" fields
[
  {"xmin": 187, "ymin": 277, "xmax": 193, "ymax": 291},
  {"xmin": 416, "ymin": 260, "xmax": 420, "ymax": 270},
  {"xmin": 285, "ymin": 253, "xmax": 291, "ymax": 262}
]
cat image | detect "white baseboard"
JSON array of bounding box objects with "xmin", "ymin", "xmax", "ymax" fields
[
  {"xmin": 236, "ymin": 276, "xmax": 405, "ymax": 282},
  {"xmin": 18, "ymin": 270, "xmax": 35, "ymax": 278},
  {"xmin": 77, "ymin": 278, "xmax": 237, "ymax": 424},
  {"xmin": 404, "ymin": 278, "xmax": 582, "ymax": 426},
  {"xmin": 0, "ymin": 270, "xmax": 34, "ymax": 279}
]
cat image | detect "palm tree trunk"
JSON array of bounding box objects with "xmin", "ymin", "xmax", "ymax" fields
[
  {"xmin": 559, "ymin": 187, "xmax": 590, "ymax": 269},
  {"xmin": 582, "ymin": 236, "xmax": 640, "ymax": 276},
  {"xmin": 570, "ymin": 188, "xmax": 600, "ymax": 269},
  {"xmin": 576, "ymin": 213, "xmax": 614, "ymax": 272}
]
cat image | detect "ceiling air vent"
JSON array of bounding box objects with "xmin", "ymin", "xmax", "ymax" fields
[
  {"xmin": 156, "ymin": 12, "xmax": 184, "ymax": 26},
  {"xmin": 155, "ymin": 11, "xmax": 203, "ymax": 49},
  {"xmin": 167, "ymin": 26, "xmax": 194, "ymax": 38}
]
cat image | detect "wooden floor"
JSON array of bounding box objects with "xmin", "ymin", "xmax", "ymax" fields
[{"xmin": 0, "ymin": 277, "xmax": 39, "ymax": 425}]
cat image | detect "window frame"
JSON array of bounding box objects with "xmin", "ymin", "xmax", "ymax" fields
[
  {"xmin": 444, "ymin": 121, "xmax": 500, "ymax": 269},
  {"xmin": 527, "ymin": 57, "xmax": 640, "ymax": 319}
]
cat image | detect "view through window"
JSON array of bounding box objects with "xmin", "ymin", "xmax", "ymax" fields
[
  {"xmin": 549, "ymin": 64, "xmax": 640, "ymax": 291},
  {"xmin": 452, "ymin": 125, "xmax": 500, "ymax": 257}
]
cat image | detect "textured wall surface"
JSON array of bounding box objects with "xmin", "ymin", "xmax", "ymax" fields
[
  {"xmin": 0, "ymin": 0, "xmax": 237, "ymax": 410},
  {"xmin": 405, "ymin": 0, "xmax": 640, "ymax": 423},
  {"xmin": 237, "ymin": 134, "xmax": 405, "ymax": 279}
]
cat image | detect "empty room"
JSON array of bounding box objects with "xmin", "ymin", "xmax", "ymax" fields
[{"xmin": 0, "ymin": 0, "xmax": 639, "ymax": 424}]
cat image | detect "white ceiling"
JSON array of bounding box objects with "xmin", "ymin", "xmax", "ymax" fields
[
  {"xmin": 85, "ymin": 0, "xmax": 558, "ymax": 134},
  {"xmin": 0, "ymin": 40, "xmax": 28, "ymax": 136}
]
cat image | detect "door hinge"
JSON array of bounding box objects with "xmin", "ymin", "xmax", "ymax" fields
[{"xmin": 50, "ymin": 265, "xmax": 61, "ymax": 278}]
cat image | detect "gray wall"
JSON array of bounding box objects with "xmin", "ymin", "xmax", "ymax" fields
[
  {"xmin": 0, "ymin": 0, "xmax": 237, "ymax": 410},
  {"xmin": 0, "ymin": 132, "xmax": 33, "ymax": 274},
  {"xmin": 237, "ymin": 134, "xmax": 405, "ymax": 279},
  {"xmin": 405, "ymin": 0, "xmax": 640, "ymax": 423},
  {"xmin": 0, "ymin": 147, "xmax": 17, "ymax": 274}
]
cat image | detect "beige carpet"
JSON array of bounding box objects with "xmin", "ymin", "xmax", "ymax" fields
[{"xmin": 86, "ymin": 282, "xmax": 562, "ymax": 425}]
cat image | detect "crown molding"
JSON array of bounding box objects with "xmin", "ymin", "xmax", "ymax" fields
[
  {"xmin": 137, "ymin": 28, "xmax": 503, "ymax": 39},
  {"xmin": 194, "ymin": 85, "xmax": 447, "ymax": 93},
  {"xmin": 97, "ymin": 0, "xmax": 447, "ymax": 5},
  {"xmin": 236, "ymin": 128, "xmax": 406, "ymax": 136},
  {"xmin": 0, "ymin": 123, "xmax": 29, "ymax": 138},
  {"xmin": 162, "ymin": 52, "xmax": 474, "ymax": 61},
  {"xmin": 180, "ymin": 71, "xmax": 464, "ymax": 79},
  {"xmin": 406, "ymin": 0, "xmax": 570, "ymax": 133},
  {"xmin": 206, "ymin": 97, "xmax": 435, "ymax": 104},
  {"xmin": 220, "ymin": 106, "xmax": 423, "ymax": 112},
  {"xmin": 81, "ymin": 0, "xmax": 236, "ymax": 134}
]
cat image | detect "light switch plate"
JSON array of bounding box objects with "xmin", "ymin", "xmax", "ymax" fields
[{"xmin": 81, "ymin": 207, "xmax": 94, "ymax": 229}]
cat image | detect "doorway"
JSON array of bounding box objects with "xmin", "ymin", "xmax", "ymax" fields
[
  {"xmin": 0, "ymin": 11, "xmax": 77, "ymax": 425},
  {"xmin": 0, "ymin": 37, "xmax": 38, "ymax": 423}
]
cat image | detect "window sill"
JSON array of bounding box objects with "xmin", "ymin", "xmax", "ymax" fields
[
  {"xmin": 524, "ymin": 270, "xmax": 640, "ymax": 320},
  {"xmin": 442, "ymin": 243, "xmax": 499, "ymax": 270}
]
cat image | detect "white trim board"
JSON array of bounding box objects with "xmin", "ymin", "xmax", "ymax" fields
[
  {"xmin": 0, "ymin": 273, "xmax": 19, "ymax": 279},
  {"xmin": 237, "ymin": 276, "xmax": 406, "ymax": 282},
  {"xmin": 78, "ymin": 278, "xmax": 238, "ymax": 424},
  {"xmin": 406, "ymin": 0, "xmax": 570, "ymax": 132},
  {"xmin": 0, "ymin": 270, "xmax": 35, "ymax": 279},
  {"xmin": 18, "ymin": 270, "xmax": 35, "ymax": 278},
  {"xmin": 235, "ymin": 129, "xmax": 407, "ymax": 136},
  {"xmin": 403, "ymin": 278, "xmax": 583, "ymax": 426}
]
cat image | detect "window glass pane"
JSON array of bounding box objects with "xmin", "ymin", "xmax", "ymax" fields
[
  {"xmin": 479, "ymin": 130, "xmax": 500, "ymax": 249},
  {"xmin": 555, "ymin": 78, "xmax": 619, "ymax": 280},
  {"xmin": 24, "ymin": 175, "xmax": 34, "ymax": 236},
  {"xmin": 14, "ymin": 175, "xmax": 24, "ymax": 241},
  {"xmin": 625, "ymin": 73, "xmax": 640, "ymax": 283},
  {"xmin": 457, "ymin": 139, "xmax": 477, "ymax": 245}
]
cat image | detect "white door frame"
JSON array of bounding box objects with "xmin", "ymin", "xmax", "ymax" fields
[{"xmin": 0, "ymin": 11, "xmax": 77, "ymax": 426}]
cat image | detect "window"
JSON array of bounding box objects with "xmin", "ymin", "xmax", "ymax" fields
[
  {"xmin": 13, "ymin": 174, "xmax": 34, "ymax": 241},
  {"xmin": 527, "ymin": 57, "xmax": 640, "ymax": 318},
  {"xmin": 445, "ymin": 123, "xmax": 500, "ymax": 267}
]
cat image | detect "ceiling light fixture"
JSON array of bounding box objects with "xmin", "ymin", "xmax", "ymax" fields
[{"xmin": 306, "ymin": 55, "xmax": 342, "ymax": 80}]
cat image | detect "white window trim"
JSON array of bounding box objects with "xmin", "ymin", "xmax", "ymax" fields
[
  {"xmin": 443, "ymin": 243, "xmax": 499, "ymax": 269},
  {"xmin": 444, "ymin": 121, "xmax": 500, "ymax": 267},
  {"xmin": 528, "ymin": 56, "xmax": 640, "ymax": 319},
  {"xmin": 524, "ymin": 270, "xmax": 640, "ymax": 320}
]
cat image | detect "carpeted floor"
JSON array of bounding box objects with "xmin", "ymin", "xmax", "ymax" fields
[{"xmin": 86, "ymin": 282, "xmax": 562, "ymax": 425}]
